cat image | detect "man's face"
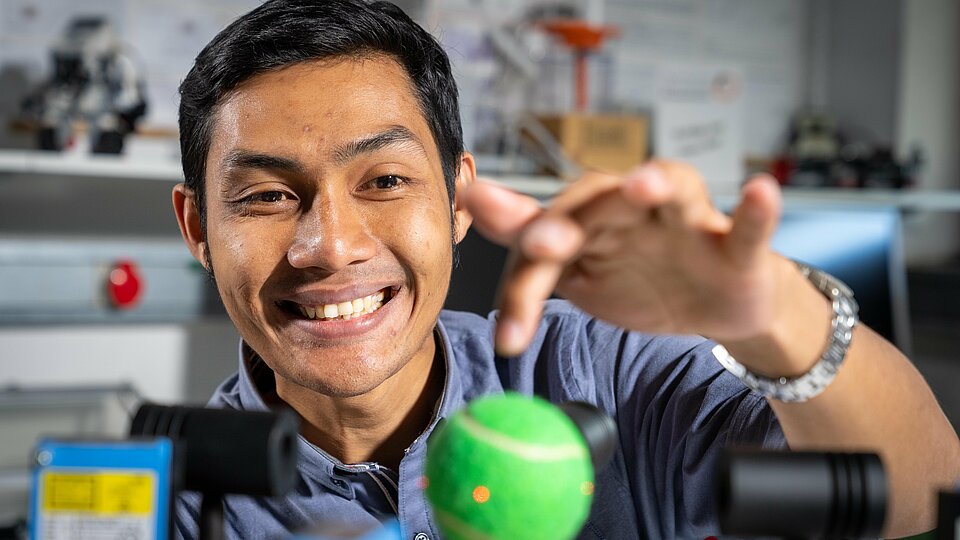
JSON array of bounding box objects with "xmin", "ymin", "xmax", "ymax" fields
[{"xmin": 190, "ymin": 57, "xmax": 469, "ymax": 397}]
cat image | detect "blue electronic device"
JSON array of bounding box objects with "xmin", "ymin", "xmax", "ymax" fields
[{"xmin": 29, "ymin": 437, "xmax": 175, "ymax": 540}]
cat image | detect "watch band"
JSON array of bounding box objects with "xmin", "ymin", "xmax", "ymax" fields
[{"xmin": 712, "ymin": 262, "xmax": 860, "ymax": 403}]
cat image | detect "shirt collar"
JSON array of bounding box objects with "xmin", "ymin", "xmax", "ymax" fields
[{"xmin": 425, "ymin": 316, "xmax": 466, "ymax": 428}]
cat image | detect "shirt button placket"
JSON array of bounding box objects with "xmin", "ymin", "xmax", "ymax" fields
[{"xmin": 413, "ymin": 533, "xmax": 429, "ymax": 540}]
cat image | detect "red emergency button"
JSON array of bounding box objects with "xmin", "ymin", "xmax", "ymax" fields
[{"xmin": 107, "ymin": 260, "xmax": 143, "ymax": 309}]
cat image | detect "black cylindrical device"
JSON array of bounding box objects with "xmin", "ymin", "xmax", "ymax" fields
[
  {"xmin": 717, "ymin": 449, "xmax": 886, "ymax": 539},
  {"xmin": 557, "ymin": 401, "xmax": 618, "ymax": 471},
  {"xmin": 130, "ymin": 404, "xmax": 299, "ymax": 496}
]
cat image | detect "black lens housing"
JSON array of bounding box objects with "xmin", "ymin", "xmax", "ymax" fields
[
  {"xmin": 130, "ymin": 404, "xmax": 299, "ymax": 496},
  {"xmin": 717, "ymin": 448, "xmax": 886, "ymax": 539}
]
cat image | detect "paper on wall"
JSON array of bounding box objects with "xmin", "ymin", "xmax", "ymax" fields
[{"xmin": 654, "ymin": 64, "xmax": 744, "ymax": 195}]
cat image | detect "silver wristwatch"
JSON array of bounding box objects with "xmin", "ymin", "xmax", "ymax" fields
[{"xmin": 712, "ymin": 262, "xmax": 859, "ymax": 403}]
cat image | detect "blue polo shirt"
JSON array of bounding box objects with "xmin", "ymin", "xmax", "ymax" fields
[{"xmin": 175, "ymin": 300, "xmax": 785, "ymax": 539}]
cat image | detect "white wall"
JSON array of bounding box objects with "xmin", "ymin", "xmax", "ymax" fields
[
  {"xmin": 822, "ymin": 0, "xmax": 902, "ymax": 146},
  {"xmin": 0, "ymin": 320, "xmax": 239, "ymax": 404},
  {"xmin": 896, "ymin": 0, "xmax": 960, "ymax": 264}
]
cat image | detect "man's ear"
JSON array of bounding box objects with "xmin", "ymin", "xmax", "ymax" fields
[
  {"xmin": 453, "ymin": 152, "xmax": 477, "ymax": 244},
  {"xmin": 172, "ymin": 183, "xmax": 210, "ymax": 271}
]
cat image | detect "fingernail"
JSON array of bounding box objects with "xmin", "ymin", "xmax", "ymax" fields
[
  {"xmin": 522, "ymin": 218, "xmax": 569, "ymax": 254},
  {"xmin": 637, "ymin": 164, "xmax": 666, "ymax": 189},
  {"xmin": 496, "ymin": 319, "xmax": 524, "ymax": 356},
  {"xmin": 625, "ymin": 164, "xmax": 667, "ymax": 195}
]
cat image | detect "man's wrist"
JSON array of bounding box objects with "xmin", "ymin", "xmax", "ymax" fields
[
  {"xmin": 720, "ymin": 257, "xmax": 834, "ymax": 379},
  {"xmin": 716, "ymin": 260, "xmax": 859, "ymax": 402}
]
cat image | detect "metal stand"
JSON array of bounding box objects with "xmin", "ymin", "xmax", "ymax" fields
[{"xmin": 199, "ymin": 494, "xmax": 224, "ymax": 540}]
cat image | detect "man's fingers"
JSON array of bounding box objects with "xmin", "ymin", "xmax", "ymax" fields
[
  {"xmin": 519, "ymin": 215, "xmax": 585, "ymax": 262},
  {"xmin": 494, "ymin": 252, "xmax": 566, "ymax": 357},
  {"xmin": 495, "ymin": 215, "xmax": 585, "ymax": 356},
  {"xmin": 622, "ymin": 161, "xmax": 728, "ymax": 231},
  {"xmin": 546, "ymin": 171, "xmax": 624, "ymax": 214},
  {"xmin": 474, "ymin": 162, "xmax": 758, "ymax": 356},
  {"xmin": 726, "ymin": 174, "xmax": 782, "ymax": 265},
  {"xmin": 461, "ymin": 180, "xmax": 542, "ymax": 246},
  {"xmin": 464, "ymin": 178, "xmax": 593, "ymax": 356},
  {"xmin": 621, "ymin": 163, "xmax": 674, "ymax": 207}
]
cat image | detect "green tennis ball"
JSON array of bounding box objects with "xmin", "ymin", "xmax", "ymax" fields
[{"xmin": 424, "ymin": 392, "xmax": 594, "ymax": 540}]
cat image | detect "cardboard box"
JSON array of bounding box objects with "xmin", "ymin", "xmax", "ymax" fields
[{"xmin": 536, "ymin": 114, "xmax": 648, "ymax": 175}]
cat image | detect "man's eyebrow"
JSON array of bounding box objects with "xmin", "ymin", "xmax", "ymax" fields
[
  {"xmin": 333, "ymin": 126, "xmax": 427, "ymax": 164},
  {"xmin": 221, "ymin": 150, "xmax": 307, "ymax": 175}
]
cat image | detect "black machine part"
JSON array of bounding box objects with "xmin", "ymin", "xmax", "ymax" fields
[
  {"xmin": 938, "ymin": 489, "xmax": 960, "ymax": 540},
  {"xmin": 557, "ymin": 401, "xmax": 618, "ymax": 471},
  {"xmin": 717, "ymin": 448, "xmax": 887, "ymax": 539},
  {"xmin": 129, "ymin": 404, "xmax": 299, "ymax": 497}
]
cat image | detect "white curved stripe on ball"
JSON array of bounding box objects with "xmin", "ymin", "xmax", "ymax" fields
[{"xmin": 458, "ymin": 412, "xmax": 588, "ymax": 462}]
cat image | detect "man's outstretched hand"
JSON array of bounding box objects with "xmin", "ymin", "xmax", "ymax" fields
[{"xmin": 462, "ymin": 161, "xmax": 801, "ymax": 364}]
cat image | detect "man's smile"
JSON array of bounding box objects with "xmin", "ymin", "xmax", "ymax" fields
[
  {"xmin": 276, "ymin": 286, "xmax": 397, "ymax": 321},
  {"xmin": 271, "ymin": 283, "xmax": 406, "ymax": 341}
]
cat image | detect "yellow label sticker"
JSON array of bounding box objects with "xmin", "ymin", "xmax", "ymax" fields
[{"xmin": 41, "ymin": 471, "xmax": 155, "ymax": 515}]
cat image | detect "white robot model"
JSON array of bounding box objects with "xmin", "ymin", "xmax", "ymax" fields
[{"xmin": 22, "ymin": 17, "xmax": 147, "ymax": 154}]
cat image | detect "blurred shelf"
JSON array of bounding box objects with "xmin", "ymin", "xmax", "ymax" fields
[
  {"xmin": 0, "ymin": 148, "xmax": 182, "ymax": 181},
  {"xmin": 486, "ymin": 174, "xmax": 564, "ymax": 198},
  {"xmin": 772, "ymin": 187, "xmax": 960, "ymax": 212}
]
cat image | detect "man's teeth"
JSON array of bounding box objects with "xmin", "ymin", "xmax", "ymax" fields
[{"xmin": 298, "ymin": 290, "xmax": 386, "ymax": 321}]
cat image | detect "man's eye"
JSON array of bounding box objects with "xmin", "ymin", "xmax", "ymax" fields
[
  {"xmin": 246, "ymin": 191, "xmax": 289, "ymax": 203},
  {"xmin": 368, "ymin": 175, "xmax": 405, "ymax": 190}
]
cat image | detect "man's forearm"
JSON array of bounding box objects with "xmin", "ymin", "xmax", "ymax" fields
[{"xmin": 724, "ymin": 262, "xmax": 960, "ymax": 536}]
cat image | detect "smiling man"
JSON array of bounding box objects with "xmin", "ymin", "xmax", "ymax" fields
[
  {"xmin": 172, "ymin": 1, "xmax": 960, "ymax": 539},
  {"xmin": 180, "ymin": 58, "xmax": 463, "ymax": 470}
]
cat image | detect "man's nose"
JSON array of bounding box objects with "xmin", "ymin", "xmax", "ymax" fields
[{"xmin": 286, "ymin": 195, "xmax": 378, "ymax": 272}]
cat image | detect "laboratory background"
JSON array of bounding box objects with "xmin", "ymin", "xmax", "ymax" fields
[{"xmin": 0, "ymin": 0, "xmax": 958, "ymax": 535}]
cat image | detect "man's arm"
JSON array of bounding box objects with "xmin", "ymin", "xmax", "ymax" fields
[
  {"xmin": 462, "ymin": 162, "xmax": 960, "ymax": 537},
  {"xmin": 728, "ymin": 254, "xmax": 960, "ymax": 535}
]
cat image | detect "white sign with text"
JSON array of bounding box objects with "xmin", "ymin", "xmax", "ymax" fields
[{"xmin": 654, "ymin": 65, "xmax": 744, "ymax": 195}]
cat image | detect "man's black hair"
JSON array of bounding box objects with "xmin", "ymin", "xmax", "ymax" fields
[{"xmin": 178, "ymin": 0, "xmax": 463, "ymax": 232}]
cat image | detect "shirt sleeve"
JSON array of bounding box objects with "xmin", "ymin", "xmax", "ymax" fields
[{"xmin": 586, "ymin": 321, "xmax": 787, "ymax": 538}]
